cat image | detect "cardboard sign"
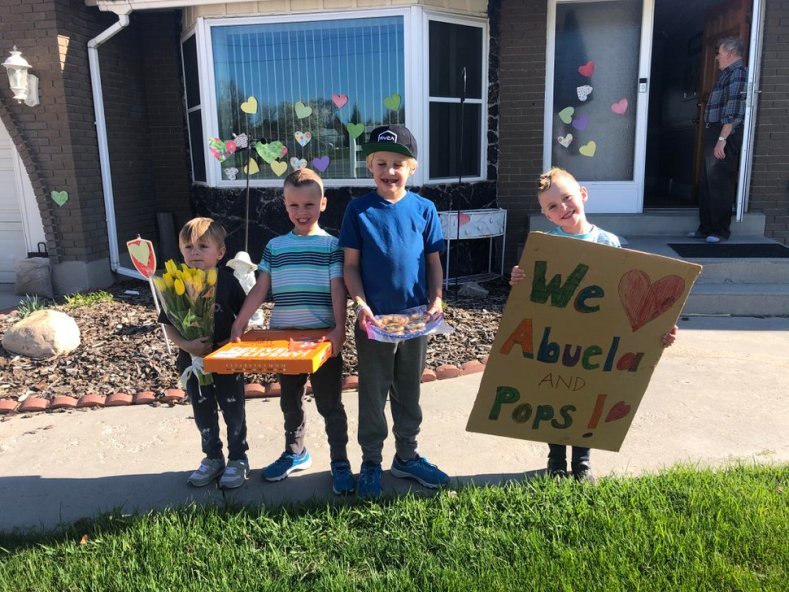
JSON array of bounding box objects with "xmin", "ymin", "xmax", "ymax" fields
[
  {"xmin": 466, "ymin": 232, "xmax": 702, "ymax": 452},
  {"xmin": 204, "ymin": 329, "xmax": 332, "ymax": 375},
  {"xmin": 126, "ymin": 237, "xmax": 156, "ymax": 279}
]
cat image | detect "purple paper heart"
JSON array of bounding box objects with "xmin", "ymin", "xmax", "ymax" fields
[
  {"xmin": 312, "ymin": 155, "xmax": 330, "ymax": 172},
  {"xmin": 572, "ymin": 115, "xmax": 589, "ymax": 131}
]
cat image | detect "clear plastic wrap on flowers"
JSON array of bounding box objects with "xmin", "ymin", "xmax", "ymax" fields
[
  {"xmin": 366, "ymin": 305, "xmax": 454, "ymax": 343},
  {"xmin": 153, "ymin": 260, "xmax": 217, "ymax": 386}
]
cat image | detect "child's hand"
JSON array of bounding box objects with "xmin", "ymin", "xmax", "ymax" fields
[
  {"xmin": 662, "ymin": 325, "xmax": 678, "ymax": 347},
  {"xmin": 357, "ymin": 306, "xmax": 378, "ymax": 331},
  {"xmin": 510, "ymin": 265, "xmax": 526, "ymax": 286},
  {"xmin": 426, "ymin": 297, "xmax": 443, "ymax": 320},
  {"xmin": 230, "ymin": 320, "xmax": 247, "ymax": 343},
  {"xmin": 324, "ymin": 327, "xmax": 345, "ymax": 357},
  {"xmin": 181, "ymin": 336, "xmax": 212, "ymax": 357}
]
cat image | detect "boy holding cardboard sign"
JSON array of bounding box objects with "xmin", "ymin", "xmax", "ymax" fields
[
  {"xmin": 230, "ymin": 169, "xmax": 354, "ymax": 495},
  {"xmin": 511, "ymin": 168, "xmax": 677, "ymax": 482}
]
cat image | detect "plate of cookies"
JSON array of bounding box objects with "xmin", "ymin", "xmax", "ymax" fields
[{"xmin": 367, "ymin": 306, "xmax": 453, "ymax": 342}]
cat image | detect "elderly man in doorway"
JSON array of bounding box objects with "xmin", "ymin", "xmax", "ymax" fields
[{"xmin": 689, "ymin": 36, "xmax": 748, "ymax": 244}]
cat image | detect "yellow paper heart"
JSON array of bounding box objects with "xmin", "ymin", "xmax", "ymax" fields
[
  {"xmin": 240, "ymin": 97, "xmax": 258, "ymax": 114},
  {"xmin": 579, "ymin": 141, "xmax": 597, "ymax": 157},
  {"xmin": 244, "ymin": 158, "xmax": 260, "ymax": 175},
  {"xmin": 294, "ymin": 101, "xmax": 312, "ymax": 119},
  {"xmin": 128, "ymin": 242, "xmax": 151, "ymax": 266},
  {"xmin": 270, "ymin": 160, "xmax": 288, "ymax": 177}
]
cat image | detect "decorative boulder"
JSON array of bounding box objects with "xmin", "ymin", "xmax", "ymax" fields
[{"xmin": 2, "ymin": 309, "xmax": 81, "ymax": 358}]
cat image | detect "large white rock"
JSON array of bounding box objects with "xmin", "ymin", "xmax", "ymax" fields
[{"xmin": 2, "ymin": 309, "xmax": 81, "ymax": 358}]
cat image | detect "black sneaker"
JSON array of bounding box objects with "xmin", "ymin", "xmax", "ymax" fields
[
  {"xmin": 547, "ymin": 462, "xmax": 568, "ymax": 480},
  {"xmin": 572, "ymin": 463, "xmax": 597, "ymax": 484}
]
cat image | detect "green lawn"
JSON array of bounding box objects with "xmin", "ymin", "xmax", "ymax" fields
[{"xmin": 1, "ymin": 465, "xmax": 786, "ymax": 591}]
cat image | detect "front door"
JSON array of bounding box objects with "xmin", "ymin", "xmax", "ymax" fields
[{"xmin": 544, "ymin": 0, "xmax": 654, "ymax": 213}]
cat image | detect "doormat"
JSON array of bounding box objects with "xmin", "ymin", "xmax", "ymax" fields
[{"xmin": 668, "ymin": 243, "xmax": 789, "ymax": 258}]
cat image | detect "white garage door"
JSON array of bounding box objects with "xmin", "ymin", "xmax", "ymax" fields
[{"xmin": 0, "ymin": 123, "xmax": 42, "ymax": 283}]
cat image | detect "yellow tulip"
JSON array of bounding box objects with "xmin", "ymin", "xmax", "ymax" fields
[
  {"xmin": 165, "ymin": 259, "xmax": 179, "ymax": 276},
  {"xmin": 174, "ymin": 277, "xmax": 185, "ymax": 296},
  {"xmin": 181, "ymin": 263, "xmax": 190, "ymax": 274},
  {"xmin": 153, "ymin": 276, "xmax": 166, "ymax": 291},
  {"xmin": 207, "ymin": 268, "xmax": 217, "ymax": 286},
  {"xmin": 163, "ymin": 273, "xmax": 174, "ymax": 288},
  {"xmin": 193, "ymin": 268, "xmax": 206, "ymax": 284}
]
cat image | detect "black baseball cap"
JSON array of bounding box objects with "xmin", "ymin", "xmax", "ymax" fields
[{"xmin": 362, "ymin": 124, "xmax": 418, "ymax": 159}]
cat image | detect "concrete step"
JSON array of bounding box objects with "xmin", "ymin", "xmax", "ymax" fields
[{"xmin": 683, "ymin": 283, "xmax": 789, "ymax": 316}]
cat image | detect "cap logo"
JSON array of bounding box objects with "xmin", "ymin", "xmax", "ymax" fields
[{"xmin": 377, "ymin": 130, "xmax": 397, "ymax": 143}]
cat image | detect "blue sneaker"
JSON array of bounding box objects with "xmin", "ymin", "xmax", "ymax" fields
[
  {"xmin": 262, "ymin": 449, "xmax": 312, "ymax": 482},
  {"xmin": 356, "ymin": 462, "xmax": 382, "ymax": 499},
  {"xmin": 330, "ymin": 460, "xmax": 356, "ymax": 495},
  {"xmin": 390, "ymin": 454, "xmax": 449, "ymax": 488}
]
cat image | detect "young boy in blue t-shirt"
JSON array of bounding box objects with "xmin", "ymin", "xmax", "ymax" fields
[
  {"xmin": 339, "ymin": 124, "xmax": 447, "ymax": 498},
  {"xmin": 231, "ymin": 168, "xmax": 354, "ymax": 495}
]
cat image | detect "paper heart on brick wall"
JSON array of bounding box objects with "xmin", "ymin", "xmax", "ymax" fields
[{"xmin": 51, "ymin": 190, "xmax": 68, "ymax": 207}]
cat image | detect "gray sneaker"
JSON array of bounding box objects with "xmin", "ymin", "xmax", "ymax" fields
[
  {"xmin": 188, "ymin": 457, "xmax": 225, "ymax": 487},
  {"xmin": 219, "ymin": 459, "xmax": 250, "ymax": 489}
]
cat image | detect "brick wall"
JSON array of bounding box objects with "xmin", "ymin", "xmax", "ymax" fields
[
  {"xmin": 749, "ymin": 0, "xmax": 789, "ymax": 245},
  {"xmin": 494, "ymin": 0, "xmax": 547, "ymax": 265}
]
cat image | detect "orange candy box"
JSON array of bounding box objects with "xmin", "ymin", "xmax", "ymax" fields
[{"xmin": 204, "ymin": 329, "xmax": 332, "ymax": 375}]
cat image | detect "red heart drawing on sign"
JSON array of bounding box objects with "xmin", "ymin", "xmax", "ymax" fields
[
  {"xmin": 618, "ymin": 270, "xmax": 685, "ymax": 332},
  {"xmin": 578, "ymin": 61, "xmax": 595, "ymax": 77},
  {"xmin": 605, "ymin": 401, "xmax": 631, "ymax": 422},
  {"xmin": 126, "ymin": 238, "xmax": 156, "ymax": 279},
  {"xmin": 459, "ymin": 213, "xmax": 471, "ymax": 227}
]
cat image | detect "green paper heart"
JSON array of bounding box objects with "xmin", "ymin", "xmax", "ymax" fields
[
  {"xmin": 383, "ymin": 93, "xmax": 401, "ymax": 111},
  {"xmin": 255, "ymin": 141, "xmax": 285, "ymax": 164},
  {"xmin": 558, "ymin": 106, "xmax": 575, "ymax": 124},
  {"xmin": 51, "ymin": 190, "xmax": 69, "ymax": 207},
  {"xmin": 346, "ymin": 122, "xmax": 364, "ymax": 139},
  {"xmin": 294, "ymin": 101, "xmax": 312, "ymax": 119}
]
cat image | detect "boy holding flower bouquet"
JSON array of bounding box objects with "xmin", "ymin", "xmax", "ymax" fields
[{"xmin": 158, "ymin": 217, "xmax": 249, "ymax": 489}]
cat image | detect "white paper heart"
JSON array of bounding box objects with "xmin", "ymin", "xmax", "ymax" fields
[
  {"xmin": 289, "ymin": 157, "xmax": 307, "ymax": 171},
  {"xmin": 294, "ymin": 131, "xmax": 312, "ymax": 147},
  {"xmin": 577, "ymin": 85, "xmax": 593, "ymax": 102},
  {"xmin": 557, "ymin": 133, "xmax": 573, "ymax": 148},
  {"xmin": 232, "ymin": 133, "xmax": 248, "ymax": 149},
  {"xmin": 224, "ymin": 167, "xmax": 239, "ymax": 180}
]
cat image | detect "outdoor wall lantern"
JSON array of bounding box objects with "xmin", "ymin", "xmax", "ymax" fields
[{"xmin": 3, "ymin": 47, "xmax": 39, "ymax": 107}]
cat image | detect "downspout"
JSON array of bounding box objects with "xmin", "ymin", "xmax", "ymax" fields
[{"xmin": 88, "ymin": 10, "xmax": 137, "ymax": 277}]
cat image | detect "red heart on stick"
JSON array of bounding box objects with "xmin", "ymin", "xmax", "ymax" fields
[
  {"xmin": 618, "ymin": 270, "xmax": 685, "ymax": 332},
  {"xmin": 605, "ymin": 401, "xmax": 631, "ymax": 422}
]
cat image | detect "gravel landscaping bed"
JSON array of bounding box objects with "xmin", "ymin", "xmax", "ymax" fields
[{"xmin": 0, "ymin": 279, "xmax": 509, "ymax": 404}]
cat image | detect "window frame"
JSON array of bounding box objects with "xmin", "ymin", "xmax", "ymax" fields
[{"xmin": 187, "ymin": 8, "xmax": 487, "ymax": 188}]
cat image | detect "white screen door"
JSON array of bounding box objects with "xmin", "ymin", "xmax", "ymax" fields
[{"xmin": 544, "ymin": 0, "xmax": 654, "ymax": 213}]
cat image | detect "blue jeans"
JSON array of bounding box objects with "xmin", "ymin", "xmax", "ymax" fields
[{"xmin": 187, "ymin": 372, "xmax": 248, "ymax": 462}]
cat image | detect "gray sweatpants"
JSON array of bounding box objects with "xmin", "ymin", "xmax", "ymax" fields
[{"xmin": 355, "ymin": 326, "xmax": 428, "ymax": 464}]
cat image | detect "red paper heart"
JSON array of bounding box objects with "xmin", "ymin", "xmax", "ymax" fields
[
  {"xmin": 332, "ymin": 94, "xmax": 348, "ymax": 109},
  {"xmin": 618, "ymin": 270, "xmax": 685, "ymax": 331},
  {"xmin": 605, "ymin": 401, "xmax": 631, "ymax": 422},
  {"xmin": 611, "ymin": 98, "xmax": 628, "ymax": 115},
  {"xmin": 578, "ymin": 61, "xmax": 595, "ymax": 77}
]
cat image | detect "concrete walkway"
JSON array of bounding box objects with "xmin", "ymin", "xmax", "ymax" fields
[{"xmin": 1, "ymin": 315, "xmax": 787, "ymax": 533}]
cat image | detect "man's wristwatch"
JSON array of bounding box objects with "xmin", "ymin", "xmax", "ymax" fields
[{"xmin": 718, "ymin": 136, "xmax": 727, "ymax": 142}]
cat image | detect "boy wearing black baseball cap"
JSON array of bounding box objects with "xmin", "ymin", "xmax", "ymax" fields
[{"xmin": 339, "ymin": 124, "xmax": 448, "ymax": 498}]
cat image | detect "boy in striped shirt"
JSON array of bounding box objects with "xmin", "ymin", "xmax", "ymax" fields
[{"xmin": 231, "ymin": 169, "xmax": 354, "ymax": 495}]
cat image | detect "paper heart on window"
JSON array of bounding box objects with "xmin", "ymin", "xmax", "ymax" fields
[
  {"xmin": 290, "ymin": 157, "xmax": 308, "ymax": 171},
  {"xmin": 270, "ymin": 160, "xmax": 288, "ymax": 177},
  {"xmin": 240, "ymin": 97, "xmax": 258, "ymax": 114},
  {"xmin": 577, "ymin": 85, "xmax": 593, "ymax": 102},
  {"xmin": 224, "ymin": 167, "xmax": 239, "ymax": 181},
  {"xmin": 244, "ymin": 159, "xmax": 259, "ymax": 175},
  {"xmin": 572, "ymin": 115, "xmax": 590, "ymax": 131},
  {"xmin": 232, "ymin": 133, "xmax": 248, "ymax": 149},
  {"xmin": 557, "ymin": 133, "xmax": 573, "ymax": 148},
  {"xmin": 332, "ymin": 94, "xmax": 348, "ymax": 109},
  {"xmin": 312, "ymin": 155, "xmax": 330, "ymax": 172},
  {"xmin": 558, "ymin": 106, "xmax": 575, "ymax": 124},
  {"xmin": 294, "ymin": 131, "xmax": 312, "ymax": 147},
  {"xmin": 224, "ymin": 140, "xmax": 237, "ymax": 154},
  {"xmin": 383, "ymin": 93, "xmax": 401, "ymax": 111},
  {"xmin": 611, "ymin": 98, "xmax": 629, "ymax": 115},
  {"xmin": 579, "ymin": 141, "xmax": 596, "ymax": 157},
  {"xmin": 578, "ymin": 61, "xmax": 595, "ymax": 77},
  {"xmin": 208, "ymin": 137, "xmax": 230, "ymax": 162},
  {"xmin": 294, "ymin": 101, "xmax": 312, "ymax": 119},
  {"xmin": 346, "ymin": 122, "xmax": 364, "ymax": 139},
  {"xmin": 255, "ymin": 141, "xmax": 285, "ymax": 164}
]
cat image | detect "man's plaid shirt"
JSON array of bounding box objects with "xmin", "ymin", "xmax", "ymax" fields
[{"xmin": 705, "ymin": 60, "xmax": 747, "ymax": 127}]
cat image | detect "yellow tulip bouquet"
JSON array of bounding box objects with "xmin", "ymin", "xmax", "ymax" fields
[{"xmin": 153, "ymin": 259, "xmax": 217, "ymax": 386}]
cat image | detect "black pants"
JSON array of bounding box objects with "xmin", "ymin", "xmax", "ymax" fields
[
  {"xmin": 548, "ymin": 444, "xmax": 591, "ymax": 470},
  {"xmin": 697, "ymin": 123, "xmax": 742, "ymax": 239},
  {"xmin": 277, "ymin": 354, "xmax": 349, "ymax": 462},
  {"xmin": 187, "ymin": 372, "xmax": 248, "ymax": 462}
]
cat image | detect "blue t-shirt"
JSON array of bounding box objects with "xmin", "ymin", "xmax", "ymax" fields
[
  {"xmin": 339, "ymin": 191, "xmax": 444, "ymax": 315},
  {"xmin": 548, "ymin": 225, "xmax": 621, "ymax": 248}
]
